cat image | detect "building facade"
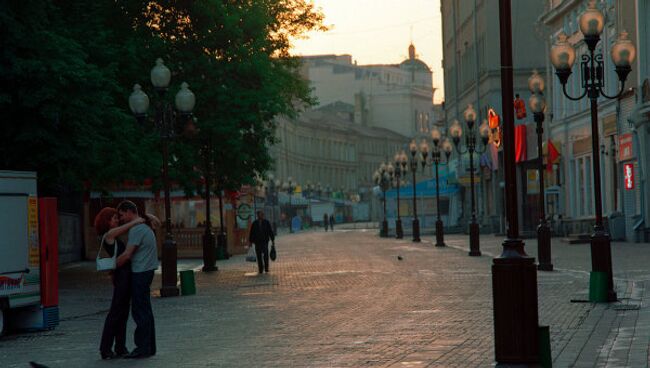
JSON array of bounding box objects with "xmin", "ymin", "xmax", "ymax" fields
[
  {"xmin": 301, "ymin": 44, "xmax": 437, "ymax": 138},
  {"xmin": 440, "ymin": 0, "xmax": 547, "ymax": 233},
  {"xmin": 541, "ymin": 0, "xmax": 649, "ymax": 241},
  {"xmin": 269, "ymin": 105, "xmax": 412, "ymax": 220}
]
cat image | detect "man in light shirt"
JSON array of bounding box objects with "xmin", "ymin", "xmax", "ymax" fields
[{"xmin": 116, "ymin": 200, "xmax": 158, "ymax": 359}]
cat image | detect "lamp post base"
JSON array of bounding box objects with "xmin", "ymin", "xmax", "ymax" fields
[
  {"xmin": 396, "ymin": 219, "xmax": 403, "ymax": 239},
  {"xmin": 161, "ymin": 237, "xmax": 179, "ymax": 298},
  {"xmin": 201, "ymin": 231, "xmax": 218, "ymax": 272},
  {"xmin": 380, "ymin": 220, "xmax": 388, "ymax": 238},
  {"xmin": 469, "ymin": 222, "xmax": 481, "ymax": 256},
  {"xmin": 537, "ymin": 222, "xmax": 553, "ymax": 271},
  {"xmin": 590, "ymin": 229, "xmax": 617, "ymax": 302},
  {"xmin": 412, "ymin": 218, "xmax": 421, "ymax": 242},
  {"xmin": 492, "ymin": 238, "xmax": 539, "ymax": 364},
  {"xmin": 435, "ymin": 220, "xmax": 446, "ymax": 247}
]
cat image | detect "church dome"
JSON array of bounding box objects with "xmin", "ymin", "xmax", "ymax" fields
[{"xmin": 399, "ymin": 44, "xmax": 431, "ymax": 72}]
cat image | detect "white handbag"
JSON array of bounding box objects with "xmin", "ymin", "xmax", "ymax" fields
[{"xmin": 96, "ymin": 234, "xmax": 117, "ymax": 271}]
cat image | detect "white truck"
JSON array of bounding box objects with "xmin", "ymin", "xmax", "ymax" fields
[{"xmin": 0, "ymin": 171, "xmax": 58, "ymax": 335}]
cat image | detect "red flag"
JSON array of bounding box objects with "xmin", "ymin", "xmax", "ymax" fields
[
  {"xmin": 514, "ymin": 97, "xmax": 527, "ymax": 119},
  {"xmin": 515, "ymin": 125, "xmax": 527, "ymax": 163},
  {"xmin": 547, "ymin": 140, "xmax": 559, "ymax": 172}
]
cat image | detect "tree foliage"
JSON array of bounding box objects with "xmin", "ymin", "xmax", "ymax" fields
[{"xmin": 0, "ymin": 0, "xmax": 325, "ymax": 196}]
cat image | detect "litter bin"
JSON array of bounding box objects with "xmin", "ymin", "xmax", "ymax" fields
[
  {"xmin": 179, "ymin": 270, "xmax": 196, "ymax": 296},
  {"xmin": 608, "ymin": 212, "xmax": 625, "ymax": 241},
  {"xmin": 589, "ymin": 272, "xmax": 607, "ymax": 302}
]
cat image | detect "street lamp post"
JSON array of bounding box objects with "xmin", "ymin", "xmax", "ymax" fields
[
  {"xmin": 393, "ymin": 152, "xmax": 407, "ymax": 239},
  {"xmin": 449, "ymin": 105, "xmax": 489, "ymax": 256},
  {"xmin": 265, "ymin": 175, "xmax": 280, "ymax": 234},
  {"xmin": 428, "ymin": 127, "xmax": 453, "ymax": 247},
  {"xmin": 283, "ymin": 178, "xmax": 296, "ymax": 233},
  {"xmin": 408, "ymin": 141, "xmax": 421, "ymax": 242},
  {"xmin": 528, "ymin": 70, "xmax": 553, "ymax": 272},
  {"xmin": 128, "ymin": 58, "xmax": 196, "ymax": 297},
  {"xmin": 374, "ymin": 163, "xmax": 392, "ymax": 237},
  {"xmin": 200, "ymin": 139, "xmax": 218, "ymax": 272},
  {"xmin": 550, "ymin": 0, "xmax": 635, "ymax": 302},
  {"xmin": 492, "ymin": 1, "xmax": 540, "ymax": 363}
]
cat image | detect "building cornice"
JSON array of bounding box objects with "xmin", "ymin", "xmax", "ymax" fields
[{"xmin": 539, "ymin": 0, "xmax": 581, "ymax": 25}]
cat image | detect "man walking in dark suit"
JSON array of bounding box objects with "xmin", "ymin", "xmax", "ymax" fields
[{"xmin": 249, "ymin": 211, "xmax": 275, "ymax": 274}]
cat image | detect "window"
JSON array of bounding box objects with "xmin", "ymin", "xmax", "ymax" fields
[{"xmin": 573, "ymin": 155, "xmax": 594, "ymax": 217}]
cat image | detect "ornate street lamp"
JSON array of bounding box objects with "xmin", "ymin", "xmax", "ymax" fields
[
  {"xmin": 550, "ymin": 0, "xmax": 636, "ymax": 302},
  {"xmin": 283, "ymin": 178, "xmax": 296, "ymax": 233},
  {"xmin": 374, "ymin": 163, "xmax": 392, "ymax": 237},
  {"xmin": 450, "ymin": 105, "xmax": 489, "ymax": 256},
  {"xmin": 528, "ymin": 70, "xmax": 553, "ymax": 272},
  {"xmin": 408, "ymin": 140, "xmax": 422, "ymax": 242},
  {"xmin": 427, "ymin": 127, "xmax": 453, "ymax": 247},
  {"xmin": 128, "ymin": 58, "xmax": 196, "ymax": 296},
  {"xmin": 393, "ymin": 151, "xmax": 408, "ymax": 239}
]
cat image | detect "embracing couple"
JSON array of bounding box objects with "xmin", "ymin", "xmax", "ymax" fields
[{"xmin": 93, "ymin": 200, "xmax": 159, "ymax": 360}]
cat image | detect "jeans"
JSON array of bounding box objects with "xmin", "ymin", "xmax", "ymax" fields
[
  {"xmin": 131, "ymin": 270, "xmax": 156, "ymax": 355},
  {"xmin": 254, "ymin": 242, "xmax": 269, "ymax": 272},
  {"xmin": 99, "ymin": 266, "xmax": 131, "ymax": 354}
]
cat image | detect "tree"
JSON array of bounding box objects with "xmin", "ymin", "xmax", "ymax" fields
[
  {"xmin": 0, "ymin": 0, "xmax": 325, "ymax": 196},
  {"xmin": 124, "ymin": 0, "xmax": 326, "ymax": 193},
  {"xmin": 0, "ymin": 1, "xmax": 160, "ymax": 195}
]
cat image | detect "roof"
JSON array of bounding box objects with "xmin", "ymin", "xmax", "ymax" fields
[{"xmin": 399, "ymin": 58, "xmax": 431, "ymax": 72}]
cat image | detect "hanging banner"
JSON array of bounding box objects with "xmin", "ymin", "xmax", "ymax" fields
[
  {"xmin": 619, "ymin": 134, "xmax": 634, "ymax": 161},
  {"xmin": 515, "ymin": 125, "xmax": 527, "ymax": 163},
  {"xmin": 624, "ymin": 163, "xmax": 634, "ymax": 190}
]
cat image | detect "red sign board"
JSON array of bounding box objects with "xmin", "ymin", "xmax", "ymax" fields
[
  {"xmin": 624, "ymin": 163, "xmax": 634, "ymax": 190},
  {"xmin": 619, "ymin": 133, "xmax": 634, "ymax": 161}
]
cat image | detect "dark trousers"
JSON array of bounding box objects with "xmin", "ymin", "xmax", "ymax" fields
[
  {"xmin": 131, "ymin": 270, "xmax": 156, "ymax": 355},
  {"xmin": 100, "ymin": 266, "xmax": 131, "ymax": 354},
  {"xmin": 254, "ymin": 242, "xmax": 269, "ymax": 273}
]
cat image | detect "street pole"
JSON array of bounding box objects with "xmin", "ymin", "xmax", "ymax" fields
[
  {"xmin": 450, "ymin": 106, "xmax": 487, "ymax": 256},
  {"xmin": 160, "ymin": 126, "xmax": 179, "ymax": 297},
  {"xmin": 467, "ymin": 134, "xmax": 480, "ymax": 256},
  {"xmin": 430, "ymin": 132, "xmax": 452, "ymax": 247},
  {"xmin": 394, "ymin": 157, "xmax": 404, "ymax": 239},
  {"xmin": 528, "ymin": 78, "xmax": 553, "ymax": 272},
  {"xmin": 491, "ymin": 0, "xmax": 539, "ymax": 363},
  {"xmin": 535, "ymin": 112, "xmax": 552, "ymax": 271},
  {"xmin": 201, "ymin": 140, "xmax": 217, "ymax": 272},
  {"xmin": 434, "ymin": 158, "xmax": 445, "ymax": 247},
  {"xmin": 216, "ymin": 186, "xmax": 227, "ymax": 259},
  {"xmin": 409, "ymin": 142, "xmax": 421, "ymax": 242},
  {"xmin": 549, "ymin": 1, "xmax": 635, "ymax": 302}
]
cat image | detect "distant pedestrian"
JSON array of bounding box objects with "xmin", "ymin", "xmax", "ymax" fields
[
  {"xmin": 94, "ymin": 207, "xmax": 144, "ymax": 360},
  {"xmin": 116, "ymin": 201, "xmax": 158, "ymax": 359},
  {"xmin": 329, "ymin": 214, "xmax": 335, "ymax": 231},
  {"xmin": 249, "ymin": 210, "xmax": 275, "ymax": 274},
  {"xmin": 323, "ymin": 213, "xmax": 329, "ymax": 231}
]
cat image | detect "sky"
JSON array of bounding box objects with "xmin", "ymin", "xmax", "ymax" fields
[{"xmin": 291, "ymin": 0, "xmax": 445, "ymax": 103}]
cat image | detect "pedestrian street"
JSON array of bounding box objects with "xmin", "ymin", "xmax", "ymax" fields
[{"xmin": 2, "ymin": 230, "xmax": 650, "ymax": 367}]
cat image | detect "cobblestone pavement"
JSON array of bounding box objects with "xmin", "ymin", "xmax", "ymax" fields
[{"xmin": 0, "ymin": 230, "xmax": 649, "ymax": 367}]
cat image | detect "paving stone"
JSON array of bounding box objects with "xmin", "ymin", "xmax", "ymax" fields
[{"xmin": 0, "ymin": 232, "xmax": 649, "ymax": 367}]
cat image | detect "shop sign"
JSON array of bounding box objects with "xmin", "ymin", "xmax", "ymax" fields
[
  {"xmin": 237, "ymin": 203, "xmax": 252, "ymax": 220},
  {"xmin": 619, "ymin": 134, "xmax": 634, "ymax": 161},
  {"xmin": 624, "ymin": 163, "xmax": 634, "ymax": 190}
]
